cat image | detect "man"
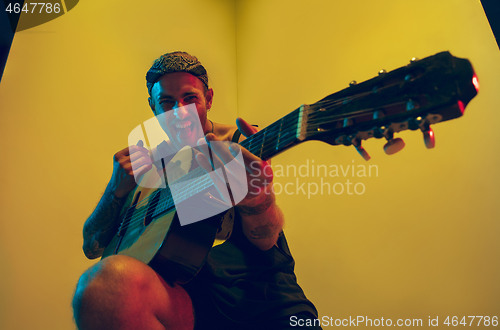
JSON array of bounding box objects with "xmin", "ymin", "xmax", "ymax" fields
[{"xmin": 72, "ymin": 52, "xmax": 321, "ymax": 329}]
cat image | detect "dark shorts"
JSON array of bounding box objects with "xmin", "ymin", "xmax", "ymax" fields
[{"xmin": 184, "ymin": 283, "xmax": 322, "ymax": 330}]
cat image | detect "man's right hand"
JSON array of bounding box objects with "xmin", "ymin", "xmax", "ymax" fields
[{"xmin": 109, "ymin": 141, "xmax": 153, "ymax": 198}]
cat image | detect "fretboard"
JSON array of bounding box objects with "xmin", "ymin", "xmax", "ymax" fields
[{"xmin": 240, "ymin": 106, "xmax": 303, "ymax": 160}]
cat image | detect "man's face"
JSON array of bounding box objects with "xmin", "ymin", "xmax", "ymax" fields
[{"xmin": 149, "ymin": 72, "xmax": 213, "ymax": 150}]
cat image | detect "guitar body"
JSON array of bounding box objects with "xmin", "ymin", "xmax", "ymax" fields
[
  {"xmin": 102, "ymin": 190, "xmax": 223, "ymax": 284},
  {"xmin": 102, "ymin": 151, "xmax": 226, "ymax": 284}
]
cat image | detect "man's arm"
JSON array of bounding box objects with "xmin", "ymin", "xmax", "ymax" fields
[
  {"xmin": 82, "ymin": 143, "xmax": 152, "ymax": 259},
  {"xmin": 82, "ymin": 186, "xmax": 126, "ymax": 259},
  {"xmin": 234, "ymin": 117, "xmax": 284, "ymax": 250},
  {"xmin": 196, "ymin": 118, "xmax": 284, "ymax": 251},
  {"xmin": 237, "ymin": 184, "xmax": 284, "ymax": 251}
]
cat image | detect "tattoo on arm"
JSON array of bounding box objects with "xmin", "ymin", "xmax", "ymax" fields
[
  {"xmin": 238, "ymin": 194, "xmax": 283, "ymax": 242},
  {"xmin": 83, "ymin": 187, "xmax": 126, "ymax": 258},
  {"xmin": 249, "ymin": 224, "xmax": 276, "ymax": 240},
  {"xmin": 236, "ymin": 193, "xmax": 275, "ymax": 216}
]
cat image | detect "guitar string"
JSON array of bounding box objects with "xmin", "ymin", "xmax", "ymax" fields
[
  {"xmin": 239, "ymin": 84, "xmax": 403, "ymax": 150},
  {"xmin": 118, "ymin": 108, "xmax": 398, "ymax": 230},
  {"xmin": 120, "ymin": 110, "xmax": 302, "ymax": 217},
  {"xmin": 308, "ymin": 77, "xmax": 413, "ymax": 113},
  {"xmin": 305, "ymin": 100, "xmax": 410, "ymax": 129},
  {"xmin": 116, "ymin": 116, "xmax": 349, "ymax": 232},
  {"xmin": 238, "ymin": 88, "xmax": 409, "ymax": 158},
  {"xmin": 117, "ymin": 82, "xmax": 411, "ymax": 230},
  {"xmin": 137, "ymin": 76, "xmax": 409, "ymax": 210},
  {"xmin": 118, "ymin": 129, "xmax": 298, "ymax": 232},
  {"xmin": 306, "ymin": 81, "xmax": 414, "ymax": 119},
  {"xmin": 121, "ymin": 114, "xmax": 299, "ymax": 215}
]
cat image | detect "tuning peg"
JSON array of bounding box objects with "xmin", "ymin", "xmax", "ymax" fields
[
  {"xmin": 349, "ymin": 80, "xmax": 357, "ymax": 87},
  {"xmin": 384, "ymin": 138, "xmax": 405, "ymax": 155},
  {"xmin": 410, "ymin": 57, "xmax": 420, "ymax": 63},
  {"xmin": 355, "ymin": 145, "xmax": 371, "ymax": 161},
  {"xmin": 351, "ymin": 138, "xmax": 371, "ymax": 161},
  {"xmin": 378, "ymin": 69, "xmax": 387, "ymax": 75},
  {"xmin": 422, "ymin": 126, "xmax": 435, "ymax": 149}
]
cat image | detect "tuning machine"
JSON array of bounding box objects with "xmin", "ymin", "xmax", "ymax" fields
[
  {"xmin": 382, "ymin": 129, "xmax": 405, "ymax": 155},
  {"xmin": 349, "ymin": 136, "xmax": 371, "ymax": 161},
  {"xmin": 421, "ymin": 123, "xmax": 435, "ymax": 149},
  {"xmin": 384, "ymin": 138, "xmax": 405, "ymax": 155}
]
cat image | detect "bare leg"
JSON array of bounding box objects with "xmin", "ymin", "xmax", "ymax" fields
[{"xmin": 72, "ymin": 255, "xmax": 194, "ymax": 330}]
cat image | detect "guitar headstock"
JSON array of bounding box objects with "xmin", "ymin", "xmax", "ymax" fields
[{"xmin": 301, "ymin": 51, "xmax": 479, "ymax": 160}]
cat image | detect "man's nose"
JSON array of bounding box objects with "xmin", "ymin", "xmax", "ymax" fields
[{"xmin": 173, "ymin": 102, "xmax": 188, "ymax": 119}]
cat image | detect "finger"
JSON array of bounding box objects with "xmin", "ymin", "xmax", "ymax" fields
[
  {"xmin": 131, "ymin": 155, "xmax": 152, "ymax": 171},
  {"xmin": 236, "ymin": 118, "xmax": 258, "ymax": 138},
  {"xmin": 232, "ymin": 143, "xmax": 267, "ymax": 175},
  {"xmin": 197, "ymin": 137, "xmax": 215, "ymax": 169},
  {"xmin": 128, "ymin": 145, "xmax": 149, "ymax": 155},
  {"xmin": 195, "ymin": 152, "xmax": 231, "ymax": 200},
  {"xmin": 119, "ymin": 155, "xmax": 148, "ymax": 176},
  {"xmin": 117, "ymin": 141, "xmax": 147, "ymax": 158},
  {"xmin": 205, "ymin": 134, "xmax": 239, "ymax": 168},
  {"xmin": 133, "ymin": 163, "xmax": 153, "ymax": 179},
  {"xmin": 115, "ymin": 146, "xmax": 132, "ymax": 158},
  {"xmin": 198, "ymin": 136, "xmax": 231, "ymax": 174},
  {"xmin": 194, "ymin": 152, "xmax": 213, "ymax": 172},
  {"xmin": 129, "ymin": 151, "xmax": 152, "ymax": 172},
  {"xmin": 198, "ymin": 137, "xmax": 246, "ymax": 194}
]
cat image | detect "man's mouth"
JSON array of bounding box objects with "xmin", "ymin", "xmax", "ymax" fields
[
  {"xmin": 175, "ymin": 121, "xmax": 193, "ymax": 129},
  {"xmin": 173, "ymin": 120, "xmax": 196, "ymax": 143}
]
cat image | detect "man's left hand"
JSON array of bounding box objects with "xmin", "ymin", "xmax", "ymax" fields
[{"xmin": 195, "ymin": 118, "xmax": 274, "ymax": 209}]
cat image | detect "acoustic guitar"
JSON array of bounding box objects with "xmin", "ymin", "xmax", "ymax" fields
[{"xmin": 102, "ymin": 51, "xmax": 479, "ymax": 284}]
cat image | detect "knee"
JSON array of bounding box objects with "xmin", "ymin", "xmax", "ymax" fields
[{"xmin": 72, "ymin": 255, "xmax": 155, "ymax": 326}]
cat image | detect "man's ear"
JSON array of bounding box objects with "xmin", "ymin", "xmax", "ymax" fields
[
  {"xmin": 205, "ymin": 88, "xmax": 214, "ymax": 110},
  {"xmin": 148, "ymin": 97, "xmax": 156, "ymax": 115}
]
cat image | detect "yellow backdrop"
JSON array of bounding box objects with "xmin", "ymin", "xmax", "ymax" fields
[{"xmin": 0, "ymin": 0, "xmax": 498, "ymax": 329}]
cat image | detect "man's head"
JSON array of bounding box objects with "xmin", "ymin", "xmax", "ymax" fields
[
  {"xmin": 146, "ymin": 52, "xmax": 213, "ymax": 150},
  {"xmin": 146, "ymin": 51, "xmax": 209, "ymax": 97}
]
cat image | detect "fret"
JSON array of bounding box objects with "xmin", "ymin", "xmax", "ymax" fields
[
  {"xmin": 276, "ymin": 117, "xmax": 284, "ymax": 151},
  {"xmin": 249, "ymin": 134, "xmax": 255, "ymax": 155},
  {"xmin": 239, "ymin": 107, "xmax": 302, "ymax": 161},
  {"xmin": 259, "ymin": 128, "xmax": 267, "ymax": 159}
]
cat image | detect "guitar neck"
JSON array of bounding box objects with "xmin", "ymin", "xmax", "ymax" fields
[
  {"xmin": 154, "ymin": 51, "xmax": 479, "ymax": 216},
  {"xmin": 239, "ymin": 106, "xmax": 306, "ymax": 160}
]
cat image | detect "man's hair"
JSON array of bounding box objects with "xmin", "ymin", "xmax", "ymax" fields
[{"xmin": 146, "ymin": 51, "xmax": 209, "ymax": 97}]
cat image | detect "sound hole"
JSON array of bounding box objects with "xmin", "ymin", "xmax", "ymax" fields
[{"xmin": 144, "ymin": 191, "xmax": 161, "ymax": 227}]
